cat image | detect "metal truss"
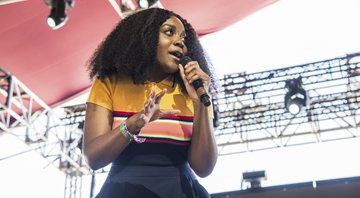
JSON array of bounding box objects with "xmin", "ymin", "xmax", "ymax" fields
[
  {"xmin": 64, "ymin": 172, "xmax": 84, "ymax": 198},
  {"xmin": 0, "ymin": 67, "xmax": 90, "ymax": 198},
  {"xmin": 2, "ymin": 52, "xmax": 360, "ymax": 196},
  {"xmin": 215, "ymin": 53, "xmax": 360, "ymax": 155},
  {"xmin": 108, "ymin": 0, "xmax": 164, "ymax": 19}
]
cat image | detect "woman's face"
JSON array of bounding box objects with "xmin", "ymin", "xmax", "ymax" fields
[{"xmin": 156, "ymin": 16, "xmax": 188, "ymax": 74}]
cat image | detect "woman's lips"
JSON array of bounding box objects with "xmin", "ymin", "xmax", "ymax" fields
[{"xmin": 169, "ymin": 53, "xmax": 180, "ymax": 62}]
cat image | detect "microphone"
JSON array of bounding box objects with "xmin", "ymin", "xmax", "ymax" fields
[{"xmin": 179, "ymin": 56, "xmax": 211, "ymax": 107}]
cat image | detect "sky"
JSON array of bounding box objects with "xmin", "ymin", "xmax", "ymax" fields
[
  {"xmin": 1, "ymin": 0, "xmax": 360, "ymax": 197},
  {"xmin": 201, "ymin": 0, "xmax": 360, "ymax": 76}
]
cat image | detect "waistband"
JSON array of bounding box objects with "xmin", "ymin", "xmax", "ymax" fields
[{"xmin": 108, "ymin": 163, "xmax": 195, "ymax": 178}]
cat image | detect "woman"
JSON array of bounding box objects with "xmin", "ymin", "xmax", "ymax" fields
[{"xmin": 84, "ymin": 8, "xmax": 218, "ymax": 197}]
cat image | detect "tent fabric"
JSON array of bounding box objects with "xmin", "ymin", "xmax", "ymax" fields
[{"xmin": 0, "ymin": 0, "xmax": 277, "ymax": 110}]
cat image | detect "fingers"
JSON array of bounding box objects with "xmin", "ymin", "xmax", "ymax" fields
[
  {"xmin": 180, "ymin": 61, "xmax": 209, "ymax": 85},
  {"xmin": 144, "ymin": 88, "xmax": 156, "ymax": 113},
  {"xmin": 186, "ymin": 73, "xmax": 200, "ymax": 84},
  {"xmin": 144, "ymin": 88, "xmax": 167, "ymax": 114},
  {"xmin": 155, "ymin": 88, "xmax": 166, "ymax": 104},
  {"xmin": 178, "ymin": 64, "xmax": 186, "ymax": 79},
  {"xmin": 160, "ymin": 109, "xmax": 181, "ymax": 117},
  {"xmin": 141, "ymin": 87, "xmax": 182, "ymax": 123},
  {"xmin": 170, "ymin": 109, "xmax": 181, "ymax": 114},
  {"xmin": 178, "ymin": 64, "xmax": 190, "ymax": 86}
]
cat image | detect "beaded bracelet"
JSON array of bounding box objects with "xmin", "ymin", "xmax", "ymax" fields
[
  {"xmin": 119, "ymin": 122, "xmax": 133, "ymax": 142},
  {"xmin": 119, "ymin": 120, "xmax": 146, "ymax": 143}
]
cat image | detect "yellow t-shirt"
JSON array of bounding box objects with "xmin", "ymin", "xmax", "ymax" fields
[{"xmin": 87, "ymin": 75, "xmax": 196, "ymax": 145}]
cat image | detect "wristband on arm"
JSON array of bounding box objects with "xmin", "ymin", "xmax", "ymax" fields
[{"xmin": 119, "ymin": 120, "xmax": 146, "ymax": 143}]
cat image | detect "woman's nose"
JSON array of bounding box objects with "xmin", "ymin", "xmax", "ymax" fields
[{"xmin": 174, "ymin": 37, "xmax": 185, "ymax": 48}]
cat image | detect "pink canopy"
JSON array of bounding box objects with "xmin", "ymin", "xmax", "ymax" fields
[{"xmin": 0, "ymin": 0, "xmax": 277, "ymax": 110}]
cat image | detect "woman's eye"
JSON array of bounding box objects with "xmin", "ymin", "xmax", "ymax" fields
[
  {"xmin": 180, "ymin": 33, "xmax": 186, "ymax": 40},
  {"xmin": 165, "ymin": 29, "xmax": 174, "ymax": 36}
]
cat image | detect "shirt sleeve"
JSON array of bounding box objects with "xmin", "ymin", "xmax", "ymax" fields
[{"xmin": 87, "ymin": 77, "xmax": 113, "ymax": 111}]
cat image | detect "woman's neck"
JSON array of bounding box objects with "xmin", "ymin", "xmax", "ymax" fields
[{"xmin": 148, "ymin": 71, "xmax": 169, "ymax": 83}]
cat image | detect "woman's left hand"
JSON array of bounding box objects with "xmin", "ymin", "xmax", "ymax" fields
[{"xmin": 178, "ymin": 61, "xmax": 210, "ymax": 102}]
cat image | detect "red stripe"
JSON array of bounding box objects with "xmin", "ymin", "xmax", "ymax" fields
[
  {"xmin": 113, "ymin": 111, "xmax": 136, "ymax": 116},
  {"xmin": 113, "ymin": 111, "xmax": 193, "ymax": 121},
  {"xmin": 163, "ymin": 115, "xmax": 193, "ymax": 121}
]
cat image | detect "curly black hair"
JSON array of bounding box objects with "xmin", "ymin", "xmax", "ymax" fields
[{"xmin": 87, "ymin": 8, "xmax": 217, "ymax": 95}]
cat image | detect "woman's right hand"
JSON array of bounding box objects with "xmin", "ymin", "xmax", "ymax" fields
[{"xmin": 129, "ymin": 88, "xmax": 181, "ymax": 133}]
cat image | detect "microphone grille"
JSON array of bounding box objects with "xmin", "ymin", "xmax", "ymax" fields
[{"xmin": 179, "ymin": 56, "xmax": 192, "ymax": 66}]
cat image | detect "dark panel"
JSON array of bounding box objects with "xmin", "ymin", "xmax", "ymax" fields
[{"xmin": 211, "ymin": 176, "xmax": 360, "ymax": 198}]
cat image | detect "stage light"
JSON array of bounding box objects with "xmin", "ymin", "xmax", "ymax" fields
[
  {"xmin": 242, "ymin": 170, "xmax": 267, "ymax": 188},
  {"xmin": 45, "ymin": 0, "xmax": 74, "ymax": 30},
  {"xmin": 138, "ymin": 0, "xmax": 159, "ymax": 9},
  {"xmin": 284, "ymin": 77, "xmax": 307, "ymax": 115}
]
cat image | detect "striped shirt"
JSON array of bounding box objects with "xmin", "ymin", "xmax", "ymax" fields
[{"xmin": 87, "ymin": 75, "xmax": 198, "ymax": 166}]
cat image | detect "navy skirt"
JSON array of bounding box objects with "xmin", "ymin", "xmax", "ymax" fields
[{"xmin": 95, "ymin": 164, "xmax": 209, "ymax": 198}]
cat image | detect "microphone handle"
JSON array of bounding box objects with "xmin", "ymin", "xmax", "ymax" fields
[
  {"xmin": 180, "ymin": 56, "xmax": 211, "ymax": 107},
  {"xmin": 193, "ymin": 80, "xmax": 211, "ymax": 107}
]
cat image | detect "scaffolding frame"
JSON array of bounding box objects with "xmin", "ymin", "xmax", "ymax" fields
[
  {"xmin": 1, "ymin": 52, "xmax": 360, "ymax": 197},
  {"xmin": 215, "ymin": 53, "xmax": 360, "ymax": 155},
  {"xmin": 0, "ymin": 67, "xmax": 90, "ymax": 198}
]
